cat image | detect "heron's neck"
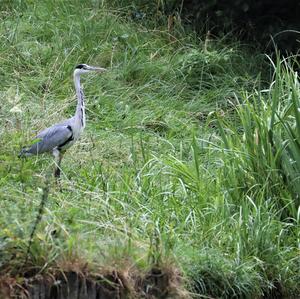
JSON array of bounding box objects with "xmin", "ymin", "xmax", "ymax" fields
[{"xmin": 74, "ymin": 73, "xmax": 86, "ymax": 129}]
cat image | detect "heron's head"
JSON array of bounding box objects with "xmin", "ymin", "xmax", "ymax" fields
[{"xmin": 74, "ymin": 64, "xmax": 107, "ymax": 75}]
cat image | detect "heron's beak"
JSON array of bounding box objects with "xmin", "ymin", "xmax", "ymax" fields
[{"xmin": 88, "ymin": 66, "xmax": 107, "ymax": 72}]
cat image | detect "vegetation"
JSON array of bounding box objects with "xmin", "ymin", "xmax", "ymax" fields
[{"xmin": 0, "ymin": 0, "xmax": 299, "ymax": 298}]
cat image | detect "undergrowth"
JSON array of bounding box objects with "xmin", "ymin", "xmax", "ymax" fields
[{"xmin": 0, "ymin": 1, "xmax": 299, "ymax": 298}]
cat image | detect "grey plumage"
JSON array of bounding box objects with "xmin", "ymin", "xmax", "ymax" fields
[
  {"xmin": 20, "ymin": 121, "xmax": 73, "ymax": 156},
  {"xmin": 20, "ymin": 64, "xmax": 106, "ymax": 177}
]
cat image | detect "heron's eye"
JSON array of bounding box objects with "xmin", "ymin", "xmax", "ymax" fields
[{"xmin": 76, "ymin": 64, "xmax": 85, "ymax": 69}]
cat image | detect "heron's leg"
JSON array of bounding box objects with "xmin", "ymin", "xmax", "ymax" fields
[{"xmin": 53, "ymin": 149, "xmax": 63, "ymax": 178}]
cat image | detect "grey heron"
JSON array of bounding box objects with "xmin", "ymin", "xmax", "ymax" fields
[{"xmin": 20, "ymin": 64, "xmax": 106, "ymax": 178}]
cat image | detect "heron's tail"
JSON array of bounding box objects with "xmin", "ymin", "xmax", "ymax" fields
[{"xmin": 18, "ymin": 148, "xmax": 32, "ymax": 158}]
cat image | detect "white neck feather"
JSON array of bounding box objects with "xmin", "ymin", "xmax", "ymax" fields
[{"xmin": 74, "ymin": 73, "xmax": 86, "ymax": 129}]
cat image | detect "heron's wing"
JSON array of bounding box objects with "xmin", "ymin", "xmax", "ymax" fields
[
  {"xmin": 26, "ymin": 124, "xmax": 73, "ymax": 155},
  {"xmin": 35, "ymin": 118, "xmax": 73, "ymax": 139}
]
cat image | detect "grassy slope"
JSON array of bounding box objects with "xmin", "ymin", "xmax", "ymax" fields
[{"xmin": 0, "ymin": 1, "xmax": 299, "ymax": 298}]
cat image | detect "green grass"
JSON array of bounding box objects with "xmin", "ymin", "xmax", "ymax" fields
[{"xmin": 0, "ymin": 1, "xmax": 299, "ymax": 298}]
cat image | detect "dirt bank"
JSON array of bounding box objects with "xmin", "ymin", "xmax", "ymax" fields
[{"xmin": 0, "ymin": 266, "xmax": 188, "ymax": 299}]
